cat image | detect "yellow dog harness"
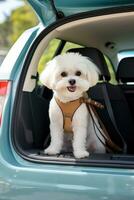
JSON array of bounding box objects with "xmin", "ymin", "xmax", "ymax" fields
[
  {"xmin": 55, "ymin": 97, "xmax": 103, "ymax": 133},
  {"xmin": 55, "ymin": 97, "xmax": 122, "ymax": 153}
]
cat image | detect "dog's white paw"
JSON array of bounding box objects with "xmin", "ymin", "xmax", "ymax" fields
[
  {"xmin": 44, "ymin": 147, "xmax": 60, "ymax": 155},
  {"xmin": 74, "ymin": 150, "xmax": 89, "ymax": 158}
]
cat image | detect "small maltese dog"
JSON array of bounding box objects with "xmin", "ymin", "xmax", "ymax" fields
[{"xmin": 40, "ymin": 52, "xmax": 105, "ymax": 158}]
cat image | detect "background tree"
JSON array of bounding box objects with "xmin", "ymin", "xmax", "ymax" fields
[
  {"xmin": 10, "ymin": 4, "xmax": 38, "ymax": 44},
  {"xmin": 0, "ymin": 2, "xmax": 38, "ymax": 49},
  {"xmin": 0, "ymin": 16, "xmax": 11, "ymax": 48}
]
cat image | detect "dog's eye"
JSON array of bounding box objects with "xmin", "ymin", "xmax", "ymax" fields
[
  {"xmin": 75, "ymin": 71, "xmax": 81, "ymax": 76},
  {"xmin": 61, "ymin": 72, "xmax": 68, "ymax": 77}
]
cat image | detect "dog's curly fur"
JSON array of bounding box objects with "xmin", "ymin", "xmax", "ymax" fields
[{"xmin": 40, "ymin": 53, "xmax": 105, "ymax": 158}]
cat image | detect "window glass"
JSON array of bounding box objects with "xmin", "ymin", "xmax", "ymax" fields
[
  {"xmin": 118, "ymin": 50, "xmax": 134, "ymax": 62},
  {"xmin": 62, "ymin": 42, "xmax": 83, "ymax": 53},
  {"xmin": 38, "ymin": 39, "xmax": 116, "ymax": 84},
  {"xmin": 38, "ymin": 39, "xmax": 61, "ymax": 74},
  {"xmin": 63, "ymin": 43, "xmax": 116, "ymax": 84},
  {"xmin": 104, "ymin": 56, "xmax": 117, "ymax": 84}
]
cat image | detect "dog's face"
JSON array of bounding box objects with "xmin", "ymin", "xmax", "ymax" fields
[{"xmin": 40, "ymin": 53, "xmax": 99, "ymax": 101}]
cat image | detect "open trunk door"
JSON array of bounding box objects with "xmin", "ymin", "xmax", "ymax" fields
[{"xmin": 28, "ymin": 0, "xmax": 134, "ymax": 26}]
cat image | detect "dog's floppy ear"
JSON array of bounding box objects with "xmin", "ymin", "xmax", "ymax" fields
[
  {"xmin": 39, "ymin": 60, "xmax": 55, "ymax": 89},
  {"xmin": 86, "ymin": 59, "xmax": 99, "ymax": 87}
]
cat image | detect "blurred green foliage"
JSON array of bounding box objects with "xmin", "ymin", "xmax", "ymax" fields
[
  {"xmin": 38, "ymin": 39, "xmax": 60, "ymax": 73},
  {"xmin": 10, "ymin": 5, "xmax": 38, "ymax": 43},
  {"xmin": 105, "ymin": 56, "xmax": 117, "ymax": 84},
  {"xmin": 0, "ymin": 2, "xmax": 38, "ymax": 49},
  {"xmin": 38, "ymin": 39, "xmax": 82, "ymax": 73}
]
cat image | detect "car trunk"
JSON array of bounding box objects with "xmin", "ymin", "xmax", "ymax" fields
[
  {"xmin": 12, "ymin": 5, "xmax": 134, "ymax": 167},
  {"xmin": 13, "ymin": 80, "xmax": 134, "ymax": 167}
]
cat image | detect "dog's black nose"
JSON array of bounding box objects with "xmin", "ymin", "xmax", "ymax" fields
[{"xmin": 69, "ymin": 79, "xmax": 76, "ymax": 85}]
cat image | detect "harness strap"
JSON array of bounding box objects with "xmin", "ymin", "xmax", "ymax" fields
[
  {"xmin": 80, "ymin": 97, "xmax": 104, "ymax": 109},
  {"xmin": 55, "ymin": 96, "xmax": 122, "ymax": 153},
  {"xmin": 55, "ymin": 97, "xmax": 82, "ymax": 133},
  {"xmin": 81, "ymin": 95, "xmax": 123, "ymax": 153},
  {"xmin": 86, "ymin": 103, "xmax": 122, "ymax": 153}
]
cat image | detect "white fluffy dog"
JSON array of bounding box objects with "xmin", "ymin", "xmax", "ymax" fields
[{"xmin": 40, "ymin": 52, "xmax": 105, "ymax": 158}]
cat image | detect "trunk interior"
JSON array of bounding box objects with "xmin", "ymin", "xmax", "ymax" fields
[
  {"xmin": 12, "ymin": 8, "xmax": 134, "ymax": 167},
  {"xmin": 13, "ymin": 84, "xmax": 134, "ymax": 167}
]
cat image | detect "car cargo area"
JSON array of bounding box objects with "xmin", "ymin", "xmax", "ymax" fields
[
  {"xmin": 12, "ymin": 9, "xmax": 134, "ymax": 167},
  {"xmin": 13, "ymin": 84, "xmax": 134, "ymax": 168}
]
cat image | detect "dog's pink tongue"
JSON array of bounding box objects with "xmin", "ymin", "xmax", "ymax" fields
[{"xmin": 67, "ymin": 86, "xmax": 76, "ymax": 92}]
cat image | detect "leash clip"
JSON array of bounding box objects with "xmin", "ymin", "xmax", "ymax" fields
[{"xmin": 81, "ymin": 97, "xmax": 104, "ymax": 109}]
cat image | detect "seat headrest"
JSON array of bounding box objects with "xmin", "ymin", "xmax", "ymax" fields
[
  {"xmin": 67, "ymin": 47, "xmax": 110, "ymax": 81},
  {"xmin": 117, "ymin": 57, "xmax": 134, "ymax": 83}
]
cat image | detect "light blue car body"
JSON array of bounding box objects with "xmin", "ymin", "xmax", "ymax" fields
[{"xmin": 0, "ymin": 1, "xmax": 134, "ymax": 199}]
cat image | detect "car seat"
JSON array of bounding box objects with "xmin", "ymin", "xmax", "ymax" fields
[
  {"xmin": 68, "ymin": 47, "xmax": 134, "ymax": 154},
  {"xmin": 116, "ymin": 57, "xmax": 134, "ymax": 132}
]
